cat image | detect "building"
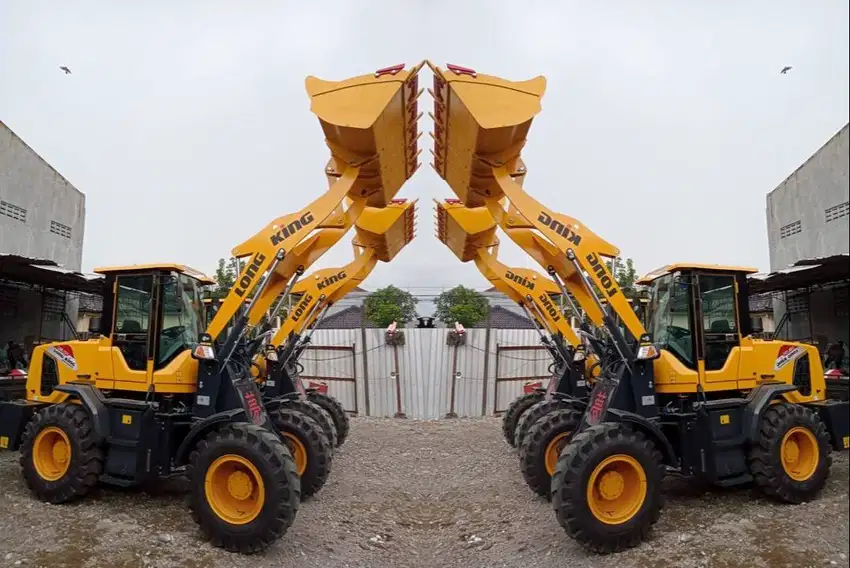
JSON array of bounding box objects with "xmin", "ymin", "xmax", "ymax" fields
[
  {"xmin": 762, "ymin": 123, "xmax": 849, "ymax": 348},
  {"xmin": 1, "ymin": 120, "xmax": 90, "ymax": 366},
  {"xmin": 1, "ymin": 121, "xmax": 86, "ymax": 271},
  {"xmin": 766, "ymin": 123, "xmax": 849, "ymax": 271}
]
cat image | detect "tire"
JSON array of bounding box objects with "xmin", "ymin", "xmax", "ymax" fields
[
  {"xmin": 279, "ymin": 399, "xmax": 338, "ymax": 450},
  {"xmin": 19, "ymin": 403, "xmax": 104, "ymax": 504},
  {"xmin": 552, "ymin": 423, "xmax": 664, "ymax": 554},
  {"xmin": 514, "ymin": 398, "xmax": 574, "ymax": 453},
  {"xmin": 502, "ymin": 392, "xmax": 544, "ymax": 447},
  {"xmin": 748, "ymin": 402, "xmax": 832, "ymax": 504},
  {"xmin": 307, "ymin": 392, "xmax": 350, "ymax": 447},
  {"xmin": 270, "ymin": 409, "xmax": 332, "ymax": 499},
  {"xmin": 188, "ymin": 423, "xmax": 300, "ymax": 554},
  {"xmin": 519, "ymin": 408, "xmax": 582, "ymax": 498}
]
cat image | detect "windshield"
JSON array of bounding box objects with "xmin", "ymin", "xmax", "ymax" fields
[
  {"xmin": 157, "ymin": 273, "xmax": 204, "ymax": 368},
  {"xmin": 647, "ymin": 273, "xmax": 695, "ymax": 367}
]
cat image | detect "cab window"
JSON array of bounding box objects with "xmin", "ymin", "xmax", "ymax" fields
[
  {"xmin": 699, "ymin": 274, "xmax": 739, "ymax": 371},
  {"xmin": 114, "ymin": 274, "xmax": 153, "ymax": 371},
  {"xmin": 647, "ymin": 273, "xmax": 694, "ymax": 368},
  {"xmin": 157, "ymin": 273, "xmax": 203, "ymax": 368}
]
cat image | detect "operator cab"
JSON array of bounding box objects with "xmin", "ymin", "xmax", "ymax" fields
[
  {"xmin": 638, "ymin": 263, "xmax": 757, "ymax": 373},
  {"xmin": 94, "ymin": 264, "xmax": 215, "ymax": 373}
]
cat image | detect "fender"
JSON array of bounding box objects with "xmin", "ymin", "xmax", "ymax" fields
[
  {"xmin": 174, "ymin": 408, "xmax": 248, "ymax": 466},
  {"xmin": 54, "ymin": 384, "xmax": 110, "ymax": 442},
  {"xmin": 605, "ymin": 407, "xmax": 677, "ymax": 466},
  {"xmin": 744, "ymin": 382, "xmax": 799, "ymax": 442}
]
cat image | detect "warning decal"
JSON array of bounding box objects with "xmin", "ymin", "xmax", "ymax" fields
[
  {"xmin": 47, "ymin": 345, "xmax": 78, "ymax": 371},
  {"xmin": 774, "ymin": 345, "xmax": 805, "ymax": 371}
]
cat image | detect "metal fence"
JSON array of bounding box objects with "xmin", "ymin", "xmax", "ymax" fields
[{"xmin": 299, "ymin": 328, "xmax": 553, "ymax": 419}]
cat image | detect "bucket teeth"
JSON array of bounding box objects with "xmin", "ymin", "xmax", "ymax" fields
[
  {"xmin": 307, "ymin": 61, "xmax": 426, "ymax": 207},
  {"xmin": 425, "ymin": 61, "xmax": 546, "ymax": 207}
]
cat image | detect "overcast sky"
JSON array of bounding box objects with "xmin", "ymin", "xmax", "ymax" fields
[{"xmin": 2, "ymin": 1, "xmax": 848, "ymax": 302}]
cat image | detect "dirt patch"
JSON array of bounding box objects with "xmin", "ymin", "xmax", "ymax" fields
[{"xmin": 1, "ymin": 417, "xmax": 847, "ymax": 568}]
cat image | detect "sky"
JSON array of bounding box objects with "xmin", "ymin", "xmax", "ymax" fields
[{"xmin": 1, "ymin": 1, "xmax": 848, "ymax": 307}]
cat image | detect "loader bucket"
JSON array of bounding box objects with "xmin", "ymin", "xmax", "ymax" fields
[
  {"xmin": 427, "ymin": 62, "xmax": 546, "ymax": 207},
  {"xmin": 307, "ymin": 62, "xmax": 426, "ymax": 207},
  {"xmin": 435, "ymin": 199, "xmax": 497, "ymax": 262},
  {"xmin": 354, "ymin": 199, "xmax": 417, "ymax": 262}
]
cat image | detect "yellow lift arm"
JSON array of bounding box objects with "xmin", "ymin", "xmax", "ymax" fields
[
  {"xmin": 427, "ymin": 62, "xmax": 646, "ymax": 353},
  {"xmin": 206, "ymin": 62, "xmax": 425, "ymax": 347}
]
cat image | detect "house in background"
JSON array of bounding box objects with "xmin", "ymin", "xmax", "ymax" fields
[{"xmin": 1, "ymin": 120, "xmax": 92, "ymax": 362}]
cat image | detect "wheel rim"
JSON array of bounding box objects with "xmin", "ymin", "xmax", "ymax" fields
[
  {"xmin": 780, "ymin": 427, "xmax": 819, "ymax": 481},
  {"xmin": 282, "ymin": 433, "xmax": 307, "ymax": 476},
  {"xmin": 586, "ymin": 454, "xmax": 647, "ymax": 525},
  {"xmin": 204, "ymin": 454, "xmax": 265, "ymax": 525},
  {"xmin": 32, "ymin": 427, "xmax": 71, "ymax": 482},
  {"xmin": 544, "ymin": 432, "xmax": 571, "ymax": 476}
]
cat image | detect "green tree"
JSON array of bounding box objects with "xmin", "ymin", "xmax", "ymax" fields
[
  {"xmin": 433, "ymin": 285, "xmax": 490, "ymax": 327},
  {"xmin": 610, "ymin": 257, "xmax": 639, "ymax": 299},
  {"xmin": 364, "ymin": 285, "xmax": 418, "ymax": 327},
  {"xmin": 212, "ymin": 257, "xmax": 238, "ymax": 299}
]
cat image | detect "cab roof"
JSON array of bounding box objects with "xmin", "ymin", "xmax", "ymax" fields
[
  {"xmin": 636, "ymin": 263, "xmax": 758, "ymax": 285},
  {"xmin": 94, "ymin": 263, "xmax": 216, "ymax": 285}
]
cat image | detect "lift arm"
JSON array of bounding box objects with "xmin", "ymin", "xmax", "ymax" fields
[
  {"xmin": 428, "ymin": 62, "xmax": 647, "ymax": 353},
  {"xmin": 205, "ymin": 62, "xmax": 424, "ymax": 345}
]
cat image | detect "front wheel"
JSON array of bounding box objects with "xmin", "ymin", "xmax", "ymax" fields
[
  {"xmin": 188, "ymin": 423, "xmax": 300, "ymax": 554},
  {"xmin": 502, "ymin": 392, "xmax": 544, "ymax": 447},
  {"xmin": 306, "ymin": 392, "xmax": 350, "ymax": 447},
  {"xmin": 270, "ymin": 408, "xmax": 332, "ymax": 499},
  {"xmin": 519, "ymin": 408, "xmax": 581, "ymax": 498},
  {"xmin": 552, "ymin": 423, "xmax": 664, "ymax": 554}
]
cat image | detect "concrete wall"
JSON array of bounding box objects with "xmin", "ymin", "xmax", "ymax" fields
[
  {"xmin": 766, "ymin": 123, "xmax": 849, "ymax": 271},
  {"xmin": 0, "ymin": 121, "xmax": 85, "ymax": 271}
]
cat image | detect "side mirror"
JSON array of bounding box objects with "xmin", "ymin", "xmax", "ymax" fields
[{"xmin": 87, "ymin": 318, "xmax": 102, "ymax": 335}]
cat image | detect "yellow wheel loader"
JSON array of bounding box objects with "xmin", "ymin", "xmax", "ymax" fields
[
  {"xmin": 0, "ymin": 61, "xmax": 424, "ymax": 553},
  {"xmin": 427, "ymin": 61, "xmax": 849, "ymax": 554}
]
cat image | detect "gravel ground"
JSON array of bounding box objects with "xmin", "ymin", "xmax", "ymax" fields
[{"xmin": 0, "ymin": 417, "xmax": 847, "ymax": 568}]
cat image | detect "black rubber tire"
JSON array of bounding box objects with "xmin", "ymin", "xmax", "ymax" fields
[
  {"xmin": 188, "ymin": 423, "xmax": 300, "ymax": 554},
  {"xmin": 502, "ymin": 392, "xmax": 544, "ymax": 447},
  {"xmin": 19, "ymin": 403, "xmax": 104, "ymax": 504},
  {"xmin": 519, "ymin": 408, "xmax": 582, "ymax": 498},
  {"xmin": 748, "ymin": 402, "xmax": 832, "ymax": 504},
  {"xmin": 270, "ymin": 409, "xmax": 332, "ymax": 499},
  {"xmin": 278, "ymin": 399, "xmax": 338, "ymax": 450},
  {"xmin": 307, "ymin": 392, "xmax": 350, "ymax": 447},
  {"xmin": 552, "ymin": 423, "xmax": 664, "ymax": 554},
  {"xmin": 514, "ymin": 398, "xmax": 574, "ymax": 453}
]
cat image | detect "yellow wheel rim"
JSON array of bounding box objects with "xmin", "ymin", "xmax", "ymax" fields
[
  {"xmin": 204, "ymin": 454, "xmax": 265, "ymax": 525},
  {"xmin": 780, "ymin": 427, "xmax": 819, "ymax": 481},
  {"xmin": 544, "ymin": 432, "xmax": 571, "ymax": 476},
  {"xmin": 33, "ymin": 427, "xmax": 71, "ymax": 482},
  {"xmin": 282, "ymin": 433, "xmax": 307, "ymax": 476},
  {"xmin": 586, "ymin": 454, "xmax": 647, "ymax": 525}
]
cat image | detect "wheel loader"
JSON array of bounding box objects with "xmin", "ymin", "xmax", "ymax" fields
[
  {"xmin": 0, "ymin": 61, "xmax": 424, "ymax": 553},
  {"xmin": 427, "ymin": 61, "xmax": 850, "ymax": 554}
]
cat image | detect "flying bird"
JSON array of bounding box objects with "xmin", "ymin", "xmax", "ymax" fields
[
  {"xmin": 59, "ymin": 66, "xmax": 71, "ymax": 75},
  {"xmin": 780, "ymin": 66, "xmax": 792, "ymax": 75}
]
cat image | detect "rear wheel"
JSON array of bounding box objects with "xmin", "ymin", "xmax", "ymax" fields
[
  {"xmin": 19, "ymin": 403, "xmax": 103, "ymax": 504},
  {"xmin": 514, "ymin": 397, "xmax": 573, "ymax": 452},
  {"xmin": 519, "ymin": 408, "xmax": 581, "ymax": 498},
  {"xmin": 270, "ymin": 409, "xmax": 332, "ymax": 499},
  {"xmin": 278, "ymin": 399, "xmax": 338, "ymax": 450},
  {"xmin": 188, "ymin": 423, "xmax": 300, "ymax": 554},
  {"xmin": 502, "ymin": 392, "xmax": 544, "ymax": 447},
  {"xmin": 307, "ymin": 392, "xmax": 350, "ymax": 447},
  {"xmin": 748, "ymin": 402, "xmax": 831, "ymax": 504},
  {"xmin": 552, "ymin": 423, "xmax": 664, "ymax": 554}
]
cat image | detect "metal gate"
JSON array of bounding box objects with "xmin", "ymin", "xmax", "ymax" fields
[
  {"xmin": 492, "ymin": 344, "xmax": 552, "ymax": 414},
  {"xmin": 298, "ymin": 344, "xmax": 359, "ymax": 414}
]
